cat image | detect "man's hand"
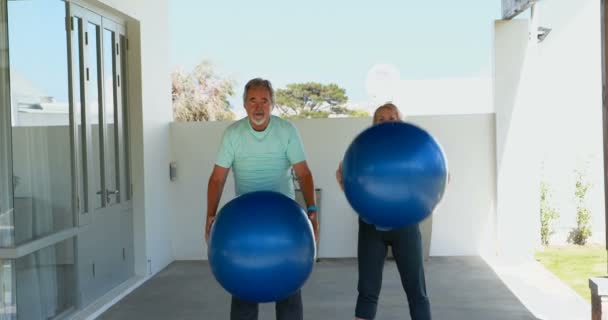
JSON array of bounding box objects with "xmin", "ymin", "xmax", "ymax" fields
[
  {"xmin": 205, "ymin": 215, "xmax": 215, "ymax": 243},
  {"xmin": 292, "ymin": 160, "xmax": 319, "ymax": 243},
  {"xmin": 308, "ymin": 211, "xmax": 319, "ymax": 243},
  {"xmin": 206, "ymin": 165, "xmax": 230, "ymax": 244}
]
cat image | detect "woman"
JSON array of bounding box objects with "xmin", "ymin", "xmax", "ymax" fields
[{"xmin": 336, "ymin": 103, "xmax": 431, "ymax": 320}]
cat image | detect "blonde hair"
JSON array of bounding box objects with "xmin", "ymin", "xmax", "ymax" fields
[{"xmin": 372, "ymin": 103, "xmax": 402, "ymax": 124}]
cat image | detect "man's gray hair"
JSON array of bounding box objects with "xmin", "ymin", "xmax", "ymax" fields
[{"xmin": 243, "ymin": 78, "xmax": 275, "ymax": 105}]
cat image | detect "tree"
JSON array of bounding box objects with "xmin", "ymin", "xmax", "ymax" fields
[
  {"xmin": 275, "ymin": 82, "xmax": 368, "ymax": 119},
  {"xmin": 540, "ymin": 181, "xmax": 559, "ymax": 246},
  {"xmin": 568, "ymin": 168, "xmax": 593, "ymax": 245},
  {"xmin": 172, "ymin": 61, "xmax": 235, "ymax": 121}
]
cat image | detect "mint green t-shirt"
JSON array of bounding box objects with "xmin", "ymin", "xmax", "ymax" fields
[{"xmin": 215, "ymin": 115, "xmax": 307, "ymax": 199}]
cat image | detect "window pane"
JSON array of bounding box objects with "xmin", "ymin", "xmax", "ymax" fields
[
  {"xmin": 87, "ymin": 22, "xmax": 103, "ymax": 209},
  {"xmin": 72, "ymin": 17, "xmax": 88, "ymax": 214},
  {"xmin": 8, "ymin": 0, "xmax": 74, "ymax": 244},
  {"xmin": 120, "ymin": 35, "xmax": 131, "ymax": 202},
  {"xmin": 103, "ymin": 28, "xmax": 118, "ymax": 205},
  {"xmin": 16, "ymin": 238, "xmax": 75, "ymax": 320},
  {"xmin": 0, "ymin": 0, "xmax": 14, "ymax": 248},
  {"xmin": 0, "ymin": 259, "xmax": 16, "ymax": 320}
]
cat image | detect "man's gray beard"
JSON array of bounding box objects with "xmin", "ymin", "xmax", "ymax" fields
[{"xmin": 250, "ymin": 117, "xmax": 266, "ymax": 126}]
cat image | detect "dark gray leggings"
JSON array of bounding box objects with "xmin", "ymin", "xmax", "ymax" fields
[
  {"xmin": 230, "ymin": 290, "xmax": 302, "ymax": 320},
  {"xmin": 356, "ymin": 219, "xmax": 431, "ymax": 320}
]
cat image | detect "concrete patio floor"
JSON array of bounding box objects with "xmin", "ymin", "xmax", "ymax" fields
[{"xmin": 97, "ymin": 256, "xmax": 588, "ymax": 320}]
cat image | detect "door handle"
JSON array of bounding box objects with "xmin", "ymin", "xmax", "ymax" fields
[{"xmin": 106, "ymin": 189, "xmax": 119, "ymax": 203}]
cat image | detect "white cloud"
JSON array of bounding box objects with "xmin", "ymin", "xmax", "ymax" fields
[{"xmin": 361, "ymin": 64, "xmax": 493, "ymax": 116}]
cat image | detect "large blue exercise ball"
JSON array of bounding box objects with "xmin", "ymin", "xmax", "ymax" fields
[
  {"xmin": 208, "ymin": 191, "xmax": 316, "ymax": 303},
  {"xmin": 342, "ymin": 122, "xmax": 448, "ymax": 230}
]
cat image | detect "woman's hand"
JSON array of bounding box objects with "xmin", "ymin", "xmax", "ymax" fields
[{"xmin": 336, "ymin": 162, "xmax": 344, "ymax": 191}]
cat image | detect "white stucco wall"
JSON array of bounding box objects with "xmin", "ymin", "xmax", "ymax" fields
[
  {"xmin": 170, "ymin": 115, "xmax": 497, "ymax": 260},
  {"xmin": 535, "ymin": 0, "xmax": 604, "ymax": 245},
  {"xmin": 494, "ymin": 19, "xmax": 542, "ymax": 260},
  {"xmin": 494, "ymin": 1, "xmax": 605, "ymax": 249}
]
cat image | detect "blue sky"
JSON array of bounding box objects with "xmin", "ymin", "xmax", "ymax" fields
[
  {"xmin": 8, "ymin": 0, "xmax": 69, "ymax": 101},
  {"xmin": 170, "ymin": 0, "xmax": 501, "ymax": 109},
  {"xmin": 7, "ymin": 0, "xmax": 502, "ymax": 110}
]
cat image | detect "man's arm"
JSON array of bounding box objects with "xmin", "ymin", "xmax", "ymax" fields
[
  {"xmin": 205, "ymin": 165, "xmax": 230, "ymax": 243},
  {"xmin": 292, "ymin": 160, "xmax": 319, "ymax": 242}
]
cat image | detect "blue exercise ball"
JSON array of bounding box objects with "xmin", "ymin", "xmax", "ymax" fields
[
  {"xmin": 208, "ymin": 191, "xmax": 316, "ymax": 303},
  {"xmin": 342, "ymin": 122, "xmax": 448, "ymax": 230}
]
